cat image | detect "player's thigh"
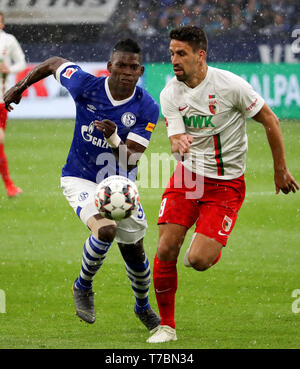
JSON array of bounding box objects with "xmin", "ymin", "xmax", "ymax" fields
[
  {"xmin": 195, "ymin": 183, "xmax": 245, "ymax": 246},
  {"xmin": 157, "ymin": 189, "xmax": 198, "ymax": 260},
  {"xmin": 61, "ymin": 176, "xmax": 98, "ymax": 222},
  {"xmin": 87, "ymin": 213, "xmax": 116, "ymax": 242},
  {"xmin": 60, "ymin": 176, "xmax": 116, "ymax": 239}
]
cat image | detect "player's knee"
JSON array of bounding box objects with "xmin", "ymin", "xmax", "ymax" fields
[
  {"xmin": 97, "ymin": 224, "xmax": 117, "ymax": 243},
  {"xmin": 157, "ymin": 241, "xmax": 179, "ymax": 260},
  {"xmin": 118, "ymin": 239, "xmax": 146, "ymax": 264},
  {"xmin": 188, "ymin": 250, "xmax": 222, "ymax": 272},
  {"xmin": 187, "ymin": 253, "xmax": 213, "ymax": 271}
]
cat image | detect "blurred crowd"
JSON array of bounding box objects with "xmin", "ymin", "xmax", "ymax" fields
[{"xmin": 117, "ymin": 0, "xmax": 300, "ymax": 38}]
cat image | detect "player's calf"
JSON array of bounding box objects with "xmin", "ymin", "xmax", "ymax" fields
[{"xmin": 118, "ymin": 239, "xmax": 160, "ymax": 331}]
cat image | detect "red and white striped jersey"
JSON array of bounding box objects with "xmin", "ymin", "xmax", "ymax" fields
[
  {"xmin": 0, "ymin": 30, "xmax": 26, "ymax": 102},
  {"xmin": 160, "ymin": 66, "xmax": 265, "ymax": 180}
]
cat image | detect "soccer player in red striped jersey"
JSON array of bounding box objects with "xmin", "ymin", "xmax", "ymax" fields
[{"xmin": 147, "ymin": 26, "xmax": 299, "ymax": 343}]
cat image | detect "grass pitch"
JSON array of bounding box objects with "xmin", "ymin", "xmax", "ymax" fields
[{"xmin": 0, "ymin": 118, "xmax": 299, "ymax": 349}]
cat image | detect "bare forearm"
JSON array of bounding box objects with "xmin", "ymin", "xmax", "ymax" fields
[
  {"xmin": 263, "ymin": 116, "xmax": 287, "ymax": 170},
  {"xmin": 111, "ymin": 145, "xmax": 142, "ymax": 172},
  {"xmin": 253, "ymin": 103, "xmax": 299, "ymax": 194},
  {"xmin": 15, "ymin": 56, "xmax": 67, "ymax": 92},
  {"xmin": 4, "ymin": 56, "xmax": 68, "ymax": 111}
]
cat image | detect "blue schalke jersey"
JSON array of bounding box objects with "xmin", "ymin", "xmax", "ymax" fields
[{"xmin": 56, "ymin": 63, "xmax": 159, "ymax": 183}]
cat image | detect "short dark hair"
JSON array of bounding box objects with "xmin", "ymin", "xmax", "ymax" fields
[
  {"xmin": 169, "ymin": 26, "xmax": 208, "ymax": 52},
  {"xmin": 112, "ymin": 38, "xmax": 141, "ymax": 55}
]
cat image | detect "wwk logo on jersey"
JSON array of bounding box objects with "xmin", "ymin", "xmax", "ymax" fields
[
  {"xmin": 62, "ymin": 67, "xmax": 78, "ymax": 79},
  {"xmin": 183, "ymin": 115, "xmax": 215, "ymax": 129}
]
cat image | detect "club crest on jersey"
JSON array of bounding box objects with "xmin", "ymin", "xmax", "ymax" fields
[
  {"xmin": 62, "ymin": 67, "xmax": 78, "ymax": 79},
  {"xmin": 78, "ymin": 192, "xmax": 89, "ymax": 201},
  {"xmin": 222, "ymin": 215, "xmax": 232, "ymax": 232},
  {"xmin": 121, "ymin": 112, "xmax": 136, "ymax": 128},
  {"xmin": 208, "ymin": 94, "xmax": 218, "ymax": 115}
]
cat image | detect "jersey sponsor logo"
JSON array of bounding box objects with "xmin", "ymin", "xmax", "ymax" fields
[
  {"xmin": 62, "ymin": 67, "xmax": 78, "ymax": 79},
  {"xmin": 121, "ymin": 112, "xmax": 136, "ymax": 127},
  {"xmin": 183, "ymin": 115, "xmax": 215, "ymax": 129},
  {"xmin": 222, "ymin": 215, "xmax": 232, "ymax": 232},
  {"xmin": 81, "ymin": 121, "xmax": 109, "ymax": 148},
  {"xmin": 145, "ymin": 122, "xmax": 155, "ymax": 132},
  {"xmin": 88, "ymin": 121, "xmax": 95, "ymax": 134}
]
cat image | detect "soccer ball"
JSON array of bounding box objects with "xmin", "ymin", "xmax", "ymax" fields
[{"xmin": 94, "ymin": 175, "xmax": 139, "ymax": 221}]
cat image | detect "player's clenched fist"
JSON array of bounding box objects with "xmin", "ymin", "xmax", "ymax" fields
[
  {"xmin": 3, "ymin": 85, "xmax": 23, "ymax": 112},
  {"xmin": 178, "ymin": 134, "xmax": 193, "ymax": 156},
  {"xmin": 170, "ymin": 133, "xmax": 193, "ymax": 160},
  {"xmin": 94, "ymin": 119, "xmax": 117, "ymax": 139}
]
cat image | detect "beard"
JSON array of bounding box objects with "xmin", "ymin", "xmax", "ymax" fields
[
  {"xmin": 175, "ymin": 74, "xmax": 186, "ymax": 82},
  {"xmin": 174, "ymin": 69, "xmax": 187, "ymax": 82}
]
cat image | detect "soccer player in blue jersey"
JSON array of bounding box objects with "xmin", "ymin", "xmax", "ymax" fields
[{"xmin": 4, "ymin": 39, "xmax": 161, "ymax": 333}]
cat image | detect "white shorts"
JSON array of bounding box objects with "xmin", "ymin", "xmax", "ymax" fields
[{"xmin": 60, "ymin": 176, "xmax": 147, "ymax": 244}]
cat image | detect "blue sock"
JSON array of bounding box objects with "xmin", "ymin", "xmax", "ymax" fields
[
  {"xmin": 75, "ymin": 235, "xmax": 111, "ymax": 291},
  {"xmin": 125, "ymin": 256, "xmax": 151, "ymax": 313}
]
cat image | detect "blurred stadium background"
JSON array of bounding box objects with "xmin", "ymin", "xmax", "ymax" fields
[{"xmin": 3, "ymin": 0, "xmax": 300, "ymax": 119}]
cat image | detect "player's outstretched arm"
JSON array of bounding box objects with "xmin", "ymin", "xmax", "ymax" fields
[
  {"xmin": 4, "ymin": 56, "xmax": 69, "ymax": 111},
  {"xmin": 253, "ymin": 103, "xmax": 299, "ymax": 195}
]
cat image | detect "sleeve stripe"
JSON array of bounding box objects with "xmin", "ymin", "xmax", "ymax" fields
[
  {"xmin": 55, "ymin": 62, "xmax": 77, "ymax": 84},
  {"xmin": 127, "ymin": 132, "xmax": 150, "ymax": 147}
]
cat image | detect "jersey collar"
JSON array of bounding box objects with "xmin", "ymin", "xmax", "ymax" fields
[{"xmin": 104, "ymin": 77, "xmax": 136, "ymax": 106}]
